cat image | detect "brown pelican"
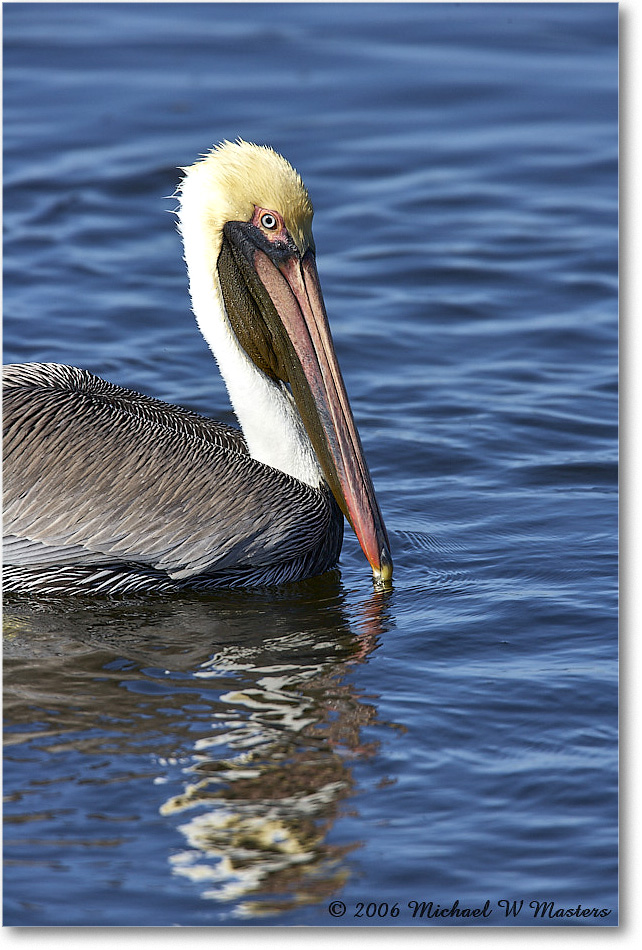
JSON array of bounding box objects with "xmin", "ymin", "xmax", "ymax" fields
[{"xmin": 3, "ymin": 140, "xmax": 392, "ymax": 595}]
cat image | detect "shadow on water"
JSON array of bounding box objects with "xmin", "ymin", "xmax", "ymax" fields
[{"xmin": 3, "ymin": 574, "xmax": 398, "ymax": 920}]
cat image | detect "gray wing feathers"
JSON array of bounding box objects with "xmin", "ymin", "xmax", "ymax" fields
[
  {"xmin": 3, "ymin": 363, "xmax": 331, "ymax": 579},
  {"xmin": 3, "ymin": 534, "xmax": 109, "ymax": 566}
]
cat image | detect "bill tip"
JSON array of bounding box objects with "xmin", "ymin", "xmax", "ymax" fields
[{"xmin": 372, "ymin": 548, "xmax": 393, "ymax": 589}]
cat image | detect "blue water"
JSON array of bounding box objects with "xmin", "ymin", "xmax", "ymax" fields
[{"xmin": 3, "ymin": 2, "xmax": 618, "ymax": 928}]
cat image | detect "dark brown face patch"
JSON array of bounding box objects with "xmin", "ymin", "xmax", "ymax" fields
[{"xmin": 217, "ymin": 225, "xmax": 293, "ymax": 384}]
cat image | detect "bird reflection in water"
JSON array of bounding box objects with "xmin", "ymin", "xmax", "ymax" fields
[
  {"xmin": 161, "ymin": 585, "xmax": 396, "ymax": 917},
  {"xmin": 3, "ymin": 576, "xmax": 397, "ymax": 919}
]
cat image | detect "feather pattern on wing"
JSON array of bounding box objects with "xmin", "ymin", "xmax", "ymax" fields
[{"xmin": 3, "ymin": 363, "xmax": 343, "ymax": 594}]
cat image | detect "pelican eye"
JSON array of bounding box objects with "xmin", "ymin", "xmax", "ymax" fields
[{"xmin": 260, "ymin": 212, "xmax": 279, "ymax": 231}]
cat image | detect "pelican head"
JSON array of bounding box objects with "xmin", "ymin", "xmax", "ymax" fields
[{"xmin": 178, "ymin": 140, "xmax": 392, "ymax": 587}]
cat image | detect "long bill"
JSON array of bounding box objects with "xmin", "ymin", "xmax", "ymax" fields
[{"xmin": 252, "ymin": 247, "xmax": 393, "ymax": 587}]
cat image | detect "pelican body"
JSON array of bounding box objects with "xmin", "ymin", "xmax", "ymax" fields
[{"xmin": 3, "ymin": 141, "xmax": 392, "ymax": 595}]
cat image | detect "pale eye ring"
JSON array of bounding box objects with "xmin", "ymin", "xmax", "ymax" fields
[{"xmin": 260, "ymin": 212, "xmax": 279, "ymax": 231}]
